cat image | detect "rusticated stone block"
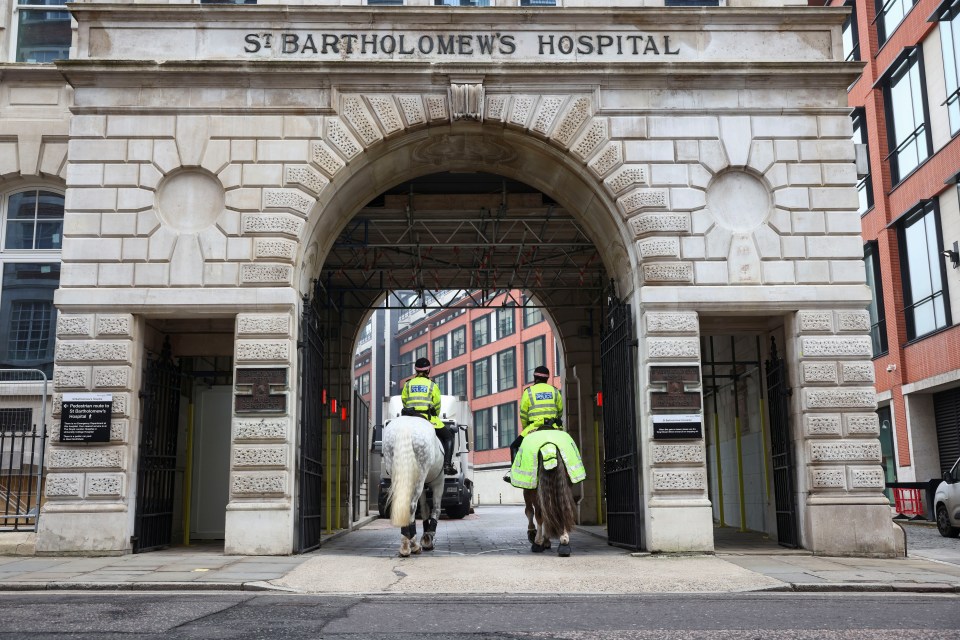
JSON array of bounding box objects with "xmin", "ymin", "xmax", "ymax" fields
[
  {"xmin": 232, "ymin": 472, "xmax": 287, "ymax": 497},
  {"xmin": 837, "ymin": 310, "xmax": 871, "ymax": 332},
  {"xmin": 841, "ymin": 362, "xmax": 875, "ymax": 384},
  {"xmin": 45, "ymin": 474, "xmax": 81, "ymax": 497},
  {"xmin": 57, "ymin": 315, "xmax": 94, "ymax": 338},
  {"xmin": 849, "ymin": 466, "xmax": 885, "ymax": 489},
  {"xmin": 801, "ymin": 362, "xmax": 838, "ymax": 384},
  {"xmin": 637, "ymin": 237, "xmax": 680, "ymax": 260},
  {"xmin": 645, "ymin": 312, "xmax": 698, "ymax": 335},
  {"xmin": 803, "ymin": 388, "xmax": 876, "ymax": 410},
  {"xmin": 254, "ymin": 238, "xmax": 297, "ymax": 262},
  {"xmin": 96, "ymin": 314, "xmax": 133, "ymax": 338},
  {"xmin": 629, "ymin": 213, "xmax": 689, "ymax": 238},
  {"xmin": 651, "ymin": 443, "xmax": 703, "ymax": 464},
  {"xmin": 618, "ymin": 188, "xmax": 669, "ymax": 217},
  {"xmin": 56, "ymin": 341, "xmax": 131, "ymax": 365},
  {"xmin": 233, "ymin": 446, "xmax": 287, "ymax": 468},
  {"xmin": 86, "ymin": 473, "xmax": 124, "ymax": 497},
  {"xmin": 235, "ymin": 340, "xmax": 291, "ymax": 363},
  {"xmin": 809, "ymin": 440, "xmax": 881, "ymax": 462},
  {"xmin": 652, "ymin": 469, "xmax": 705, "ymax": 491},
  {"xmin": 93, "ymin": 366, "xmax": 130, "ymax": 389},
  {"xmin": 47, "ymin": 448, "xmax": 124, "ymax": 470},
  {"xmin": 263, "ymin": 189, "xmax": 315, "ymax": 217},
  {"xmin": 800, "ymin": 337, "xmax": 873, "ymax": 358},
  {"xmin": 804, "ymin": 413, "xmax": 841, "ymax": 436},
  {"xmin": 810, "ymin": 468, "xmax": 846, "ymax": 489},
  {"xmin": 646, "ymin": 337, "xmax": 700, "ymax": 360},
  {"xmin": 54, "ymin": 367, "xmax": 90, "ymax": 390},
  {"xmin": 643, "ymin": 262, "xmax": 693, "ymax": 283},
  {"xmin": 844, "ymin": 413, "xmax": 880, "ymax": 436},
  {"xmin": 241, "ymin": 214, "xmax": 304, "ymax": 239},
  {"xmin": 234, "ymin": 417, "xmax": 289, "ymax": 441},
  {"xmin": 797, "ymin": 311, "xmax": 833, "ymax": 333},
  {"xmin": 236, "ymin": 314, "xmax": 291, "ymax": 337},
  {"xmin": 240, "ymin": 263, "xmax": 293, "ymax": 285}
]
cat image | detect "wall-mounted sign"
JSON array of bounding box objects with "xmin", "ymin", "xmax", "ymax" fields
[
  {"xmin": 60, "ymin": 392, "xmax": 112, "ymax": 443},
  {"xmin": 650, "ymin": 365, "xmax": 701, "ymax": 411},
  {"xmin": 235, "ymin": 368, "xmax": 288, "ymax": 414},
  {"xmin": 652, "ymin": 413, "xmax": 703, "ymax": 440}
]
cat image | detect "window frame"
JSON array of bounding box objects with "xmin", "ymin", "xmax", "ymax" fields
[
  {"xmin": 2, "ymin": 188, "xmax": 65, "ymax": 252},
  {"xmin": 472, "ymin": 356, "xmax": 491, "ymax": 398},
  {"xmin": 432, "ymin": 335, "xmax": 447, "ymax": 364},
  {"xmin": 938, "ymin": 0, "xmax": 960, "ymax": 136},
  {"xmin": 496, "ymin": 306, "xmax": 515, "ymax": 340},
  {"xmin": 472, "ymin": 314, "xmax": 491, "ymax": 349},
  {"xmin": 882, "ymin": 47, "xmax": 933, "ymax": 185},
  {"xmin": 851, "ymin": 108, "xmax": 874, "ymax": 216},
  {"xmin": 451, "ymin": 325, "xmax": 466, "ymax": 358},
  {"xmin": 473, "ymin": 407, "xmax": 493, "ymax": 452},
  {"xmin": 495, "ymin": 346, "xmax": 517, "ymax": 392},
  {"xmin": 523, "ymin": 304, "xmax": 543, "ymax": 328},
  {"xmin": 497, "ymin": 401, "xmax": 518, "ymax": 448},
  {"xmin": 898, "ymin": 200, "xmax": 951, "ymax": 341},
  {"xmin": 864, "ymin": 241, "xmax": 889, "ymax": 356},
  {"xmin": 451, "ymin": 365, "xmax": 467, "ymax": 398},
  {"xmin": 842, "ymin": 0, "xmax": 861, "ymax": 62},
  {"xmin": 876, "ymin": 0, "xmax": 918, "ymax": 46},
  {"xmin": 523, "ymin": 336, "xmax": 546, "ymax": 384},
  {"xmin": 13, "ymin": 0, "xmax": 72, "ymax": 64}
]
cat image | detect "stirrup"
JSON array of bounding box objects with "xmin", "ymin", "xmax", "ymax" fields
[
  {"xmin": 502, "ymin": 473, "xmax": 511, "ymax": 484},
  {"xmin": 444, "ymin": 464, "xmax": 457, "ymax": 475}
]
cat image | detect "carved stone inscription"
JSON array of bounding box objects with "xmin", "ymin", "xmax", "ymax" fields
[
  {"xmin": 650, "ymin": 366, "xmax": 702, "ymax": 411},
  {"xmin": 235, "ymin": 368, "xmax": 288, "ymax": 414}
]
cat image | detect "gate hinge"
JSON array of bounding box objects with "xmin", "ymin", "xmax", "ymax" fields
[{"xmin": 630, "ymin": 339, "xmax": 639, "ymax": 348}]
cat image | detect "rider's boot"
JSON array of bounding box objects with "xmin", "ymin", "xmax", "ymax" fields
[{"xmin": 441, "ymin": 428, "xmax": 457, "ymax": 475}]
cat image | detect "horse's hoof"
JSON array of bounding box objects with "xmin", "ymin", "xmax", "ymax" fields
[
  {"xmin": 421, "ymin": 535, "xmax": 434, "ymax": 552},
  {"xmin": 531, "ymin": 542, "xmax": 546, "ymax": 553},
  {"xmin": 558, "ymin": 544, "xmax": 572, "ymax": 557},
  {"xmin": 411, "ymin": 543, "xmax": 422, "ymax": 555},
  {"xmin": 527, "ymin": 529, "xmax": 536, "ymax": 543},
  {"xmin": 542, "ymin": 539, "xmax": 551, "ymax": 549}
]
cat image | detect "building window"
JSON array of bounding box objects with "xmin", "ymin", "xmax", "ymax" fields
[
  {"xmin": 882, "ymin": 48, "xmax": 931, "ymax": 184},
  {"xmin": 523, "ymin": 304, "xmax": 543, "ymax": 328},
  {"xmin": 472, "ymin": 314, "xmax": 491, "ymax": 349},
  {"xmin": 851, "ymin": 109, "xmax": 873, "ymax": 216},
  {"xmin": 200, "ymin": 0, "xmax": 256, "ymax": 3},
  {"xmin": 939, "ymin": 0, "xmax": 960, "ymax": 135},
  {"xmin": 842, "ymin": 0, "xmax": 861, "ymax": 62},
  {"xmin": 473, "ymin": 407, "xmax": 492, "ymax": 452},
  {"xmin": 435, "ymin": 373, "xmax": 448, "ymax": 395},
  {"xmin": 899, "ymin": 201, "xmax": 950, "ymax": 340},
  {"xmin": 0, "ymin": 263, "xmax": 60, "ymax": 378},
  {"xmin": 876, "ymin": 0, "xmax": 917, "ymax": 46},
  {"xmin": 496, "ymin": 306, "xmax": 515, "ymax": 339},
  {"xmin": 496, "ymin": 347, "xmax": 516, "ymax": 392},
  {"xmin": 432, "ymin": 336, "xmax": 447, "ymax": 364},
  {"xmin": 864, "ymin": 242, "xmax": 888, "ymax": 356},
  {"xmin": 664, "ymin": 0, "xmax": 720, "ymax": 5},
  {"xmin": 436, "ymin": 0, "xmax": 491, "ymax": 5},
  {"xmin": 0, "ymin": 408, "xmax": 32, "ymax": 431},
  {"xmin": 451, "ymin": 326, "xmax": 466, "ymax": 358},
  {"xmin": 14, "ymin": 0, "xmax": 71, "ymax": 63},
  {"xmin": 4, "ymin": 190, "xmax": 64, "ymax": 250},
  {"xmin": 356, "ymin": 372, "xmax": 370, "ymax": 395},
  {"xmin": 368, "ymin": 0, "xmax": 403, "ymax": 4},
  {"xmin": 451, "ymin": 365, "xmax": 467, "ymax": 397},
  {"xmin": 473, "ymin": 357, "xmax": 491, "ymax": 398},
  {"xmin": 523, "ymin": 336, "xmax": 546, "ymax": 384},
  {"xmin": 414, "ymin": 344, "xmax": 428, "ymax": 363},
  {"xmin": 497, "ymin": 402, "xmax": 517, "ymax": 448},
  {"xmin": 520, "ymin": 0, "xmax": 557, "ymax": 5}
]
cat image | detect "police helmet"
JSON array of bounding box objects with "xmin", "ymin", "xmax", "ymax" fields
[
  {"xmin": 533, "ymin": 365, "xmax": 550, "ymax": 380},
  {"xmin": 415, "ymin": 357, "xmax": 431, "ymax": 372}
]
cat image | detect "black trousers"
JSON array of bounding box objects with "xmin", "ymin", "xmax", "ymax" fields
[{"xmin": 436, "ymin": 425, "xmax": 455, "ymax": 467}]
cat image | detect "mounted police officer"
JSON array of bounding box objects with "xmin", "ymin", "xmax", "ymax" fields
[
  {"xmin": 504, "ymin": 365, "xmax": 563, "ymax": 482},
  {"xmin": 401, "ymin": 357, "xmax": 457, "ymax": 475}
]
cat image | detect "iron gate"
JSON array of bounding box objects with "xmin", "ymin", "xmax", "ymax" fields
[
  {"xmin": 133, "ymin": 338, "xmax": 181, "ymax": 552},
  {"xmin": 765, "ymin": 337, "xmax": 799, "ymax": 549},
  {"xmin": 0, "ymin": 369, "xmax": 48, "ymax": 532},
  {"xmin": 600, "ymin": 293, "xmax": 643, "ymax": 550},
  {"xmin": 296, "ymin": 295, "xmax": 325, "ymax": 553},
  {"xmin": 352, "ymin": 390, "xmax": 370, "ymax": 520}
]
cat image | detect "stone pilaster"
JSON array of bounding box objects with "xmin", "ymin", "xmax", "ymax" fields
[
  {"xmin": 640, "ymin": 310, "xmax": 712, "ymax": 552},
  {"xmin": 793, "ymin": 309, "xmax": 897, "ymax": 556}
]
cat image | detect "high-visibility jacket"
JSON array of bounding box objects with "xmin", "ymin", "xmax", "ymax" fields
[
  {"xmin": 509, "ymin": 428, "xmax": 585, "ymax": 490},
  {"xmin": 401, "ymin": 375, "xmax": 443, "ymax": 430},
  {"xmin": 519, "ymin": 382, "xmax": 563, "ymax": 437}
]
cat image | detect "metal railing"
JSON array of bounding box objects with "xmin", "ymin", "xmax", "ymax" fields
[{"xmin": 0, "ymin": 369, "xmax": 48, "ymax": 532}]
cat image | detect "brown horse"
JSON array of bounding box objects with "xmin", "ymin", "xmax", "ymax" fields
[{"xmin": 522, "ymin": 452, "xmax": 577, "ymax": 556}]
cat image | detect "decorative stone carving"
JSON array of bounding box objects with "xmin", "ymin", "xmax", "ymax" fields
[
  {"xmin": 397, "ymin": 95, "xmax": 426, "ymax": 127},
  {"xmin": 96, "ymin": 315, "xmax": 133, "ymax": 338},
  {"xmin": 637, "ymin": 237, "xmax": 680, "ymax": 260},
  {"xmin": 651, "ymin": 443, "xmax": 703, "ymax": 464},
  {"xmin": 706, "ymin": 170, "xmax": 771, "ymax": 232},
  {"xmin": 240, "ymin": 263, "xmax": 293, "ymax": 284},
  {"xmin": 93, "ymin": 366, "xmax": 129, "ymax": 389},
  {"xmin": 508, "ymin": 95, "xmax": 534, "ymax": 127},
  {"xmin": 46, "ymin": 474, "xmax": 81, "ymax": 497},
  {"xmin": 531, "ymin": 96, "xmax": 564, "ymax": 135},
  {"xmin": 572, "ymin": 119, "xmax": 607, "ymax": 161},
  {"xmin": 837, "ymin": 310, "xmax": 871, "ymax": 332},
  {"xmin": 285, "ymin": 166, "xmax": 328, "ymax": 197},
  {"xmin": 56, "ymin": 342, "xmax": 130, "ymax": 364},
  {"xmin": 425, "ymin": 95, "xmax": 447, "ymax": 121},
  {"xmin": 156, "ymin": 170, "xmax": 225, "ymax": 233},
  {"xmin": 646, "ymin": 337, "xmax": 700, "ymax": 360},
  {"xmin": 804, "ymin": 414, "xmax": 841, "ymax": 436},
  {"xmin": 47, "ymin": 448, "xmax": 123, "ymax": 470},
  {"xmin": 841, "ymin": 362, "xmax": 875, "ymax": 384},
  {"xmin": 645, "ymin": 312, "xmax": 698, "ymax": 335},
  {"xmin": 234, "ymin": 417, "xmax": 289, "ymax": 441},
  {"xmin": 86, "ymin": 473, "xmax": 123, "ymax": 497},
  {"xmin": 254, "ymin": 238, "xmax": 297, "ymax": 262},
  {"xmin": 652, "ymin": 469, "xmax": 705, "ymax": 491},
  {"xmin": 235, "ymin": 341, "xmax": 291, "ymax": 363},
  {"xmin": 325, "ymin": 118, "xmax": 362, "ymax": 159},
  {"xmin": 643, "ymin": 262, "xmax": 693, "ymax": 283},
  {"xmin": 367, "ymin": 95, "xmax": 404, "ymax": 135},
  {"xmin": 412, "ymin": 135, "xmax": 517, "ymax": 166},
  {"xmin": 798, "ymin": 311, "xmax": 833, "ymax": 333},
  {"xmin": 803, "ymin": 388, "xmax": 877, "ymax": 410},
  {"xmin": 232, "ymin": 472, "xmax": 287, "ymax": 496},
  {"xmin": 341, "ymin": 96, "xmax": 383, "ymax": 145},
  {"xmin": 450, "ymin": 83, "xmax": 485, "ymax": 121},
  {"xmin": 242, "ymin": 214, "xmax": 304, "ymax": 239},
  {"xmin": 588, "ymin": 142, "xmax": 623, "ymax": 177},
  {"xmin": 485, "ymin": 95, "xmax": 506, "ymax": 121},
  {"xmin": 605, "ymin": 165, "xmax": 647, "ymax": 196},
  {"xmin": 811, "ymin": 469, "xmax": 845, "ymax": 488},
  {"xmin": 809, "ymin": 441, "xmax": 881, "ymax": 462},
  {"xmin": 629, "ymin": 213, "xmax": 689, "ymax": 238},
  {"xmin": 55, "ymin": 367, "xmax": 89, "ymax": 389},
  {"xmin": 263, "ymin": 189, "xmax": 314, "ymax": 216},
  {"xmin": 236, "ymin": 315, "xmax": 290, "ymax": 337},
  {"xmin": 844, "ymin": 413, "xmax": 880, "ymax": 435},
  {"xmin": 552, "ymin": 96, "xmax": 591, "ymax": 147},
  {"xmin": 57, "ymin": 315, "xmax": 94, "ymax": 338},
  {"xmin": 233, "ymin": 446, "xmax": 287, "ymax": 467},
  {"xmin": 310, "ymin": 140, "xmax": 346, "ymax": 177},
  {"xmin": 850, "ymin": 467, "xmax": 885, "ymax": 488},
  {"xmin": 800, "ymin": 337, "xmax": 873, "ymax": 358},
  {"xmin": 802, "ymin": 362, "xmax": 838, "ymax": 384}
]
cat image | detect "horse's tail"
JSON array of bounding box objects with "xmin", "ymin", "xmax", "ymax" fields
[
  {"xmin": 388, "ymin": 421, "xmax": 419, "ymax": 527},
  {"xmin": 538, "ymin": 455, "xmax": 577, "ymax": 540}
]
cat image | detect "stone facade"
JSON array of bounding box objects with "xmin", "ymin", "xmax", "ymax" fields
[{"xmin": 0, "ymin": 2, "xmax": 897, "ymax": 556}]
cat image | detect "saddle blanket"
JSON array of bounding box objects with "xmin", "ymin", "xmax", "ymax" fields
[{"xmin": 509, "ymin": 429, "xmax": 586, "ymax": 490}]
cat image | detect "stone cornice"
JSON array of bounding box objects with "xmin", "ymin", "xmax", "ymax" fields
[{"xmin": 0, "ymin": 63, "xmax": 68, "ymax": 84}]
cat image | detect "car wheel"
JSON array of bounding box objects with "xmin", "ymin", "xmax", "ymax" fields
[
  {"xmin": 445, "ymin": 501, "xmax": 469, "ymax": 519},
  {"xmin": 936, "ymin": 504, "xmax": 960, "ymax": 538}
]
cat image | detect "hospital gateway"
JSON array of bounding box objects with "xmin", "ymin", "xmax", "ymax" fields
[{"xmin": 0, "ymin": 0, "xmax": 902, "ymax": 557}]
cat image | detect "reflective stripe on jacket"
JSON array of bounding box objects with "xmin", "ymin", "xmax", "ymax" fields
[
  {"xmin": 509, "ymin": 429, "xmax": 586, "ymax": 490},
  {"xmin": 401, "ymin": 375, "xmax": 443, "ymax": 429},
  {"xmin": 519, "ymin": 382, "xmax": 563, "ymax": 437}
]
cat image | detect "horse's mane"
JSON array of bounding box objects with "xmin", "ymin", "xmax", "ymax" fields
[{"xmin": 537, "ymin": 454, "xmax": 577, "ymax": 540}]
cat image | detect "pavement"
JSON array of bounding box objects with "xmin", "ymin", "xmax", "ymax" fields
[{"xmin": 0, "ymin": 506, "xmax": 957, "ymax": 595}]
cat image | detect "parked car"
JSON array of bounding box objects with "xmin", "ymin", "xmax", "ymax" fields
[{"xmin": 934, "ymin": 456, "xmax": 960, "ymax": 538}]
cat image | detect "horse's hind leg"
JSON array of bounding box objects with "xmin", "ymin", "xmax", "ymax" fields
[
  {"xmin": 557, "ymin": 529, "xmax": 571, "ymax": 557},
  {"xmin": 420, "ymin": 476, "xmax": 443, "ymax": 552},
  {"xmin": 523, "ymin": 490, "xmax": 536, "ymax": 544},
  {"xmin": 399, "ymin": 496, "xmax": 422, "ymax": 557}
]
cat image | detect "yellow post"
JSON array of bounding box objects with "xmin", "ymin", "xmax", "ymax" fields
[
  {"xmin": 594, "ymin": 419, "xmax": 603, "ymax": 525},
  {"xmin": 336, "ymin": 432, "xmax": 342, "ymax": 531},
  {"xmin": 325, "ymin": 416, "xmax": 333, "ymax": 534},
  {"xmin": 735, "ymin": 414, "xmax": 747, "ymax": 532},
  {"xmin": 182, "ymin": 402, "xmax": 194, "ymax": 546},
  {"xmin": 713, "ymin": 410, "xmax": 725, "ymax": 527}
]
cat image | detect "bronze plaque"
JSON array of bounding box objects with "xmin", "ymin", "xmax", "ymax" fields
[
  {"xmin": 650, "ymin": 392, "xmax": 702, "ymax": 411},
  {"xmin": 650, "ymin": 365, "xmax": 701, "ymax": 411},
  {"xmin": 650, "ymin": 366, "xmax": 700, "ymax": 383},
  {"xmin": 235, "ymin": 368, "xmax": 288, "ymax": 413}
]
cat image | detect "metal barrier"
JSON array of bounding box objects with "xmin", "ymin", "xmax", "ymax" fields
[
  {"xmin": 893, "ymin": 488, "xmax": 925, "ymax": 519},
  {"xmin": 0, "ymin": 369, "xmax": 48, "ymax": 531}
]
